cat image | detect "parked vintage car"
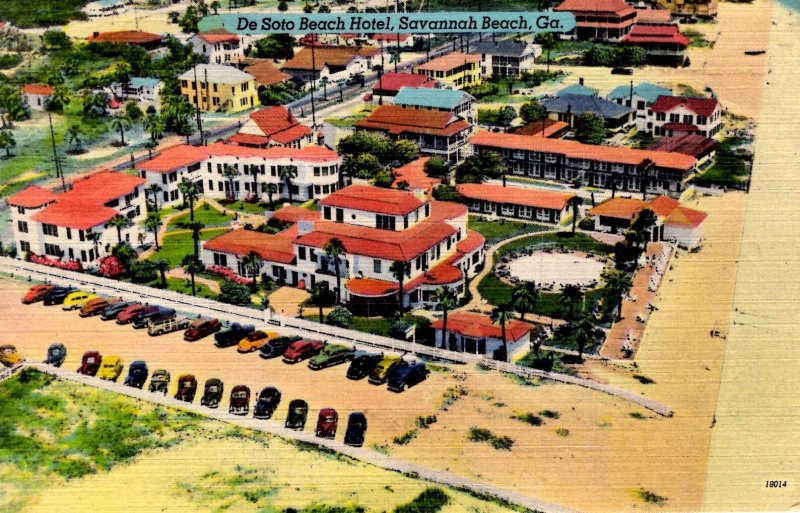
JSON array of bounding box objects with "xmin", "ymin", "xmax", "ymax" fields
[
  {"xmin": 116, "ymin": 303, "xmax": 147, "ymax": 324},
  {"xmin": 315, "ymin": 408, "xmax": 338, "ymax": 439},
  {"xmin": 124, "ymin": 360, "xmax": 149, "ymax": 388},
  {"xmin": 0, "ymin": 345, "xmax": 21, "ymax": 368},
  {"xmin": 22, "ymin": 284, "xmax": 54, "ymax": 304},
  {"xmin": 258, "ymin": 336, "xmax": 301, "ymax": 359},
  {"xmin": 96, "ymin": 355, "xmax": 124, "ymax": 381},
  {"xmin": 184, "ymin": 318, "xmax": 222, "ymax": 342},
  {"xmin": 387, "ymin": 362, "xmax": 429, "ymax": 392},
  {"xmin": 62, "ymin": 291, "xmax": 98, "ymax": 311},
  {"xmin": 285, "ymin": 399, "xmax": 309, "ymax": 430},
  {"xmin": 43, "ymin": 286, "xmax": 76, "ymax": 306},
  {"xmin": 214, "ymin": 323, "xmax": 256, "ymax": 348},
  {"xmin": 77, "ymin": 351, "xmax": 102, "ymax": 376},
  {"xmin": 237, "ymin": 330, "xmax": 277, "ymax": 353},
  {"xmin": 282, "ymin": 340, "xmax": 325, "ymax": 364},
  {"xmin": 253, "ymin": 387, "xmax": 282, "ymax": 419},
  {"xmin": 174, "ymin": 374, "xmax": 197, "ymax": 402},
  {"xmin": 229, "ymin": 385, "xmax": 251, "ymax": 415},
  {"xmin": 343, "ymin": 412, "xmax": 368, "ymax": 447},
  {"xmin": 79, "ymin": 297, "xmax": 117, "ymax": 317},
  {"xmin": 147, "ymin": 315, "xmax": 190, "ymax": 336},
  {"xmin": 149, "ymin": 369, "xmax": 171, "ymax": 395},
  {"xmin": 368, "ymin": 356, "xmax": 406, "ymax": 385},
  {"xmin": 200, "ymin": 378, "xmax": 224, "ymax": 408},
  {"xmin": 346, "ymin": 352, "xmax": 384, "ymax": 380},
  {"xmin": 133, "ymin": 307, "xmax": 175, "ymax": 329},
  {"xmin": 308, "ymin": 344, "xmax": 355, "ymax": 370},
  {"xmin": 43, "ymin": 343, "xmax": 67, "ymax": 367},
  {"xmin": 101, "ymin": 301, "xmax": 137, "ymax": 321}
]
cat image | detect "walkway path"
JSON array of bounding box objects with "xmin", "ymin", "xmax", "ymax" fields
[
  {"xmin": 202, "ymin": 197, "xmax": 267, "ymax": 228},
  {"xmin": 165, "ymin": 268, "xmax": 221, "ymax": 294}
]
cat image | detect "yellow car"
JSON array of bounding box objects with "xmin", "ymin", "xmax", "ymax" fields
[
  {"xmin": 62, "ymin": 291, "xmax": 98, "ymax": 311},
  {"xmin": 0, "ymin": 345, "xmax": 21, "ymax": 368},
  {"xmin": 237, "ymin": 330, "xmax": 278, "ymax": 353},
  {"xmin": 96, "ymin": 355, "xmax": 123, "ymax": 381}
]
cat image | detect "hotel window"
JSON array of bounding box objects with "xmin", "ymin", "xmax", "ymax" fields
[
  {"xmin": 79, "ymin": 230, "xmax": 85, "ymax": 242},
  {"xmin": 683, "ymin": 115, "xmax": 693, "ymax": 124},
  {"xmin": 208, "ymin": 180, "xmax": 214, "ymax": 191},
  {"xmin": 44, "ymin": 243, "xmax": 61, "ymax": 257},
  {"xmin": 181, "ymin": 80, "xmax": 188, "ymax": 88},
  {"xmin": 424, "ymin": 204, "xmax": 430, "ymax": 217},
  {"xmin": 213, "ymin": 253, "xmax": 228, "ymax": 267},
  {"xmin": 17, "ymin": 206, "xmax": 25, "ymax": 215},
  {"xmin": 656, "ymin": 112, "xmax": 666, "ymax": 121},
  {"xmin": 314, "ymin": 167, "xmax": 320, "ymax": 176},
  {"xmin": 298, "ymin": 247, "xmax": 306, "ymax": 260},
  {"xmin": 17, "ymin": 221, "xmax": 28, "ymax": 233},
  {"xmin": 376, "ymin": 215, "xmax": 396, "ymax": 231},
  {"xmin": 20, "ymin": 241, "xmax": 30, "ymax": 253},
  {"xmin": 323, "ymin": 206, "xmax": 331, "ymax": 220},
  {"xmin": 373, "ymin": 259, "xmax": 382, "ymax": 273},
  {"xmin": 213, "ymin": 84, "xmax": 218, "ymax": 92},
  {"xmin": 310, "ymin": 249, "xmax": 317, "ymax": 263},
  {"xmin": 42, "ymin": 224, "xmax": 58, "ymax": 237},
  {"xmin": 66, "ymin": 228, "xmax": 72, "ymax": 240},
  {"xmin": 669, "ymin": 113, "xmax": 680, "ymax": 122}
]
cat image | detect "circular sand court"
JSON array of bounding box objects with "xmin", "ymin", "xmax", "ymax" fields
[{"xmin": 503, "ymin": 251, "xmax": 606, "ymax": 290}]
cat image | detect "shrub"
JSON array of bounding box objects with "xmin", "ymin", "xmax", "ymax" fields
[
  {"xmin": 218, "ymin": 281, "xmax": 252, "ymax": 306},
  {"xmin": 540, "ymin": 409, "xmax": 560, "ymax": 419},
  {"xmin": 637, "ymin": 489, "xmax": 667, "ymax": 505},
  {"xmin": 0, "ymin": 53, "xmax": 21, "ymax": 69},
  {"xmin": 28, "ymin": 254, "xmax": 82, "ymax": 272},
  {"xmin": 97, "ymin": 255, "xmax": 127, "ymax": 279},
  {"xmin": 578, "ymin": 217, "xmax": 595, "ymax": 230},
  {"xmin": 439, "ymin": 384, "xmax": 467, "ymax": 411},
  {"xmin": 632, "ymin": 374, "xmax": 655, "ymax": 384},
  {"xmin": 467, "ymin": 427, "xmax": 514, "ymax": 450},
  {"xmin": 555, "ymin": 428, "xmax": 569, "ymax": 437},
  {"xmin": 393, "ymin": 429, "xmax": 417, "ymax": 445},
  {"xmin": 416, "ymin": 415, "xmax": 437, "ymax": 429},
  {"xmin": 393, "ymin": 487, "xmax": 449, "ymax": 513},
  {"xmin": 326, "ymin": 306, "xmax": 353, "ymax": 328},
  {"xmin": 511, "ymin": 413, "xmax": 543, "ymax": 426}
]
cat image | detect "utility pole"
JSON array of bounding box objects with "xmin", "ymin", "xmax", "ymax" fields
[
  {"xmin": 378, "ymin": 38, "xmax": 385, "ymax": 106},
  {"xmin": 193, "ymin": 66, "xmax": 203, "ymax": 145},
  {"xmin": 310, "ymin": 37, "xmax": 317, "ymax": 128},
  {"xmin": 204, "ymin": 68, "xmax": 210, "ymax": 145},
  {"xmin": 48, "ymin": 112, "xmax": 66, "ymax": 192}
]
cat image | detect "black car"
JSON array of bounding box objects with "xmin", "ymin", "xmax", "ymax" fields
[
  {"xmin": 214, "ymin": 323, "xmax": 256, "ymax": 348},
  {"xmin": 100, "ymin": 301, "xmax": 134, "ymax": 320},
  {"xmin": 285, "ymin": 399, "xmax": 308, "ymax": 430},
  {"xmin": 387, "ymin": 362, "xmax": 430, "ymax": 392},
  {"xmin": 43, "ymin": 287, "xmax": 76, "ymax": 306},
  {"xmin": 132, "ymin": 307, "xmax": 175, "ymax": 329},
  {"xmin": 253, "ymin": 387, "xmax": 282, "ymax": 419},
  {"xmin": 259, "ymin": 336, "xmax": 301, "ymax": 359},
  {"xmin": 611, "ymin": 67, "xmax": 634, "ymax": 75},
  {"xmin": 343, "ymin": 412, "xmax": 368, "ymax": 447},
  {"xmin": 345, "ymin": 352, "xmax": 383, "ymax": 380}
]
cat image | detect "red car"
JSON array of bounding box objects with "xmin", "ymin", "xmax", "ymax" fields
[
  {"xmin": 184, "ymin": 318, "xmax": 222, "ymax": 342},
  {"xmin": 282, "ymin": 340, "xmax": 324, "ymax": 364},
  {"xmin": 115, "ymin": 303, "xmax": 145, "ymax": 324},
  {"xmin": 315, "ymin": 408, "xmax": 338, "ymax": 439},
  {"xmin": 22, "ymin": 285, "xmax": 55, "ymax": 304},
  {"xmin": 77, "ymin": 351, "xmax": 102, "ymax": 376}
]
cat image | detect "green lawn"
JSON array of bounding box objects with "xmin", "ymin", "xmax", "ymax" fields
[
  {"xmin": 0, "ymin": 0, "xmax": 88, "ymax": 27},
  {"xmin": 517, "ymin": 349, "xmax": 578, "ymax": 375},
  {"xmin": 222, "ymin": 200, "xmax": 270, "ymax": 214},
  {"xmin": 495, "ymin": 232, "xmax": 612, "ymax": 260},
  {"xmin": 467, "ymin": 215, "xmax": 551, "ymax": 245},
  {"xmin": 303, "ymin": 313, "xmax": 430, "ymax": 339},
  {"xmin": 149, "ymin": 228, "xmax": 229, "ymax": 269},
  {"xmin": 691, "ymin": 137, "xmax": 750, "ymax": 189},
  {"xmin": 156, "ymin": 277, "xmax": 217, "ymax": 299},
  {"xmin": 325, "ymin": 107, "xmax": 374, "ymax": 128},
  {"xmin": 167, "ymin": 206, "xmax": 233, "ymax": 230},
  {"xmin": 682, "ymin": 29, "xmax": 714, "ymax": 48}
]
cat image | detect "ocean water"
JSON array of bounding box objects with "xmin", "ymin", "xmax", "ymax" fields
[{"xmin": 776, "ymin": 0, "xmax": 800, "ymax": 11}]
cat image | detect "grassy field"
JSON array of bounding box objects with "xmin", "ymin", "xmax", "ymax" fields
[
  {"xmin": 148, "ymin": 228, "xmax": 229, "ymax": 269},
  {"xmin": 222, "ymin": 199, "xmax": 271, "ymax": 214},
  {"xmin": 157, "ymin": 277, "xmax": 217, "ymax": 299},
  {"xmin": 167, "ymin": 205, "xmax": 234, "ymax": 231},
  {"xmin": 325, "ymin": 107, "xmax": 374, "ymax": 128},
  {"xmin": 467, "ymin": 215, "xmax": 551, "ymax": 245},
  {"xmin": 691, "ymin": 137, "xmax": 751, "ymax": 189},
  {"xmin": 0, "ymin": 0, "xmax": 88, "ymax": 27}
]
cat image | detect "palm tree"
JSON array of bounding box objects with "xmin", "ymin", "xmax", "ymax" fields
[
  {"xmin": 111, "ymin": 112, "xmax": 131, "ymax": 146},
  {"xmin": 560, "ymin": 284, "xmax": 584, "ymax": 320},
  {"xmin": 182, "ymin": 255, "xmax": 204, "ymax": 296},
  {"xmin": 210, "ymin": 0, "xmax": 221, "ymax": 13},
  {"xmin": 279, "ymin": 165, "xmax": 297, "ymax": 202},
  {"xmin": 573, "ymin": 317, "xmax": 600, "ymax": 362},
  {"xmin": 168, "ymin": 11, "xmax": 180, "ymax": 23},
  {"xmin": 145, "ymin": 183, "xmax": 162, "ymax": 212},
  {"xmin": 249, "ymin": 165, "xmax": 260, "ymax": 201},
  {"xmin": 178, "ymin": 220, "xmax": 204, "ymax": 263},
  {"xmin": 144, "ymin": 211, "xmax": 162, "ymax": 250},
  {"xmin": 266, "ymin": 183, "xmax": 277, "ymax": 205},
  {"xmin": 389, "ymin": 260, "xmax": 409, "ymax": 312},
  {"xmin": 434, "ymin": 286, "xmax": 456, "ymax": 350},
  {"xmin": 0, "ymin": 130, "xmax": 15, "ymax": 157},
  {"xmin": 490, "ymin": 303, "xmax": 515, "ymax": 362},
  {"xmin": 65, "ymin": 124, "xmax": 84, "ymax": 153},
  {"xmin": 86, "ymin": 231, "xmax": 102, "ymax": 259},
  {"xmin": 601, "ymin": 268, "xmax": 632, "ymax": 320},
  {"xmin": 639, "ymin": 158, "xmax": 655, "ymax": 200},
  {"xmin": 177, "ymin": 178, "xmax": 199, "ymax": 222},
  {"xmin": 143, "ymin": 112, "xmax": 164, "ymax": 143},
  {"xmin": 535, "ymin": 32, "xmax": 558, "ymax": 74},
  {"xmin": 242, "ymin": 251, "xmax": 262, "ymax": 279},
  {"xmin": 153, "ymin": 257, "xmax": 169, "ymax": 288},
  {"xmin": 567, "ymin": 196, "xmax": 582, "ymax": 235},
  {"xmin": 106, "ymin": 214, "xmax": 133, "ymax": 244},
  {"xmin": 310, "ymin": 282, "xmax": 331, "ymax": 322},
  {"xmin": 222, "ymin": 165, "xmax": 240, "ymax": 200},
  {"xmin": 319, "ymin": 76, "xmax": 329, "ymax": 100},
  {"xmin": 511, "ymin": 281, "xmax": 537, "ymax": 321},
  {"xmin": 632, "ymin": 208, "xmax": 658, "ymax": 249},
  {"xmin": 323, "ymin": 238, "xmax": 346, "ymax": 303}
]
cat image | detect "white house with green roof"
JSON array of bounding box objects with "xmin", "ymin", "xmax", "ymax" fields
[
  {"xmin": 607, "ymin": 82, "xmax": 672, "ymax": 131},
  {"xmin": 556, "ymin": 79, "xmax": 599, "ymax": 97},
  {"xmin": 111, "ymin": 77, "xmax": 163, "ymax": 109},
  {"xmin": 391, "ymin": 87, "xmax": 476, "ymax": 124}
]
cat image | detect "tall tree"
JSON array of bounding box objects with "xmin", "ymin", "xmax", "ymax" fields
[
  {"xmin": 106, "ymin": 214, "xmax": 133, "ymax": 244},
  {"xmin": 144, "ymin": 210, "xmax": 162, "ymax": 251},
  {"xmin": 143, "ymin": 112, "xmax": 164, "ymax": 143},
  {"xmin": 639, "ymin": 158, "xmax": 655, "ymax": 200},
  {"xmin": 110, "ymin": 112, "xmax": 131, "ymax": 146},
  {"xmin": 490, "ymin": 303, "xmax": 515, "ymax": 362},
  {"xmin": 182, "ymin": 255, "xmax": 204, "ymax": 296},
  {"xmin": 310, "ymin": 282, "xmax": 333, "ymax": 322},
  {"xmin": 153, "ymin": 257, "xmax": 169, "ymax": 288},
  {"xmin": 242, "ymin": 251, "xmax": 263, "ymax": 279},
  {"xmin": 86, "ymin": 231, "xmax": 102, "ymax": 259},
  {"xmin": 266, "ymin": 183, "xmax": 277, "ymax": 204},
  {"xmin": 435, "ymin": 286, "xmax": 456, "ymax": 350},
  {"xmin": 145, "ymin": 183, "xmax": 162, "ymax": 212},
  {"xmin": 573, "ymin": 317, "xmax": 600, "ymax": 362},
  {"xmin": 511, "ymin": 281, "xmax": 538, "ymax": 321},
  {"xmin": 567, "ymin": 196, "xmax": 582, "ymax": 235},
  {"xmin": 389, "ymin": 260, "xmax": 409, "ymax": 312},
  {"xmin": 279, "ymin": 165, "xmax": 297, "ymax": 202},
  {"xmin": 0, "ymin": 130, "xmax": 15, "ymax": 157},
  {"xmin": 65, "ymin": 124, "xmax": 84, "ymax": 153},
  {"xmin": 560, "ymin": 284, "xmax": 584, "ymax": 320},
  {"xmin": 600, "ymin": 268, "xmax": 632, "ymax": 320},
  {"xmin": 534, "ymin": 32, "xmax": 558, "ymax": 74},
  {"xmin": 323, "ymin": 238, "xmax": 346, "ymax": 303},
  {"xmin": 222, "ymin": 165, "xmax": 240, "ymax": 200}
]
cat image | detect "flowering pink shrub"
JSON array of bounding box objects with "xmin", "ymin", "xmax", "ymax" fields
[
  {"xmin": 206, "ymin": 264, "xmax": 255, "ymax": 286},
  {"xmin": 28, "ymin": 254, "xmax": 83, "ymax": 272},
  {"xmin": 97, "ymin": 255, "xmax": 127, "ymax": 279}
]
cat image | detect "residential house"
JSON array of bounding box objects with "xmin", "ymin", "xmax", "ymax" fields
[
  {"xmin": 188, "ymin": 32, "xmax": 245, "ymax": 65},
  {"xmin": 431, "ymin": 311, "xmax": 535, "ymax": 358},
  {"xmin": 82, "ymin": 0, "xmax": 131, "ymax": 17},
  {"xmin": 542, "ymin": 94, "xmax": 633, "ymax": 130},
  {"xmin": 415, "ymin": 52, "xmax": 482, "ymax": 89},
  {"xmin": 392, "ymin": 87, "xmax": 476, "ymax": 123},
  {"xmin": 8, "ymin": 172, "xmax": 146, "ymax": 264},
  {"xmin": 554, "ymin": 0, "xmax": 637, "ymax": 41},
  {"xmin": 648, "ymin": 133, "xmax": 718, "ymax": 166},
  {"xmin": 21, "ymin": 84, "xmax": 53, "ymax": 112},
  {"xmin": 513, "ymin": 119, "xmax": 571, "ymax": 139},
  {"xmin": 353, "ymin": 105, "xmax": 472, "ymax": 164},
  {"xmin": 111, "ymin": 77, "xmax": 163, "ymax": 109},
  {"xmin": 647, "ymin": 95, "xmax": 722, "ymax": 137},
  {"xmin": 201, "ymin": 184, "xmax": 486, "ymax": 311},
  {"xmin": 607, "ymin": 82, "xmax": 672, "ymax": 132},
  {"xmin": 468, "ymin": 39, "xmax": 540, "ymax": 78},
  {"xmin": 456, "ymin": 183, "xmax": 576, "ymax": 224},
  {"xmin": 228, "ymin": 106, "xmax": 313, "ymax": 149},
  {"xmin": 556, "ymin": 79, "xmax": 599, "ymax": 97},
  {"xmin": 391, "ymin": 157, "xmax": 442, "ymax": 194},
  {"xmin": 282, "ymin": 46, "xmax": 380, "ymax": 87},
  {"xmin": 655, "ymin": 0, "xmax": 718, "ymax": 18},
  {"xmin": 244, "ymin": 60, "xmax": 292, "ymax": 90},
  {"xmin": 371, "ymin": 72, "xmax": 437, "ymax": 101},
  {"xmin": 588, "ymin": 195, "xmax": 707, "ymax": 248},
  {"xmin": 179, "ymin": 64, "xmax": 257, "ymax": 113},
  {"xmin": 369, "ymin": 33, "xmax": 415, "ymax": 48},
  {"xmin": 621, "ymin": 24, "xmax": 689, "ymax": 65},
  {"xmin": 469, "ymin": 130, "xmax": 698, "ymax": 197},
  {"xmin": 634, "ymin": 8, "xmax": 673, "ymax": 25},
  {"xmin": 86, "ymin": 30, "xmax": 163, "ymax": 50},
  {"xmin": 137, "ymin": 142, "xmax": 342, "ymax": 207}
]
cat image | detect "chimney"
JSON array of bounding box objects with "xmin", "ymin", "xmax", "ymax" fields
[
  {"xmin": 93, "ymin": 31, "xmax": 99, "ymax": 38},
  {"xmin": 579, "ymin": 77, "xmax": 584, "ymax": 86},
  {"xmin": 297, "ymin": 220, "xmax": 315, "ymax": 236}
]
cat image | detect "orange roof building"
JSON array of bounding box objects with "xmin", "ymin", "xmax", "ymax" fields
[
  {"xmin": 86, "ymin": 30, "xmax": 163, "ymax": 49},
  {"xmin": 232, "ymin": 106, "xmax": 313, "ymax": 149},
  {"xmin": 391, "ymin": 157, "xmax": 442, "ymax": 193},
  {"xmin": 244, "ymin": 60, "xmax": 291, "ymax": 88},
  {"xmin": 415, "ymin": 52, "xmax": 482, "ymax": 89},
  {"xmin": 554, "ymin": 0, "xmax": 637, "ymax": 41},
  {"xmin": 282, "ymin": 45, "xmax": 380, "ymax": 85},
  {"xmin": 431, "ymin": 311, "xmax": 535, "ymax": 357},
  {"xmin": 457, "ymin": 183, "xmax": 576, "ymax": 223},
  {"xmin": 469, "ymin": 130, "xmax": 697, "ymax": 198}
]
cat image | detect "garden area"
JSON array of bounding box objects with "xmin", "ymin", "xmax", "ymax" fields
[
  {"xmin": 467, "ymin": 215, "xmax": 551, "ymax": 245},
  {"xmin": 690, "ymin": 137, "xmax": 752, "ymax": 189},
  {"xmin": 149, "ymin": 228, "xmax": 229, "ymax": 269},
  {"xmin": 167, "ymin": 204, "xmax": 233, "ymax": 231}
]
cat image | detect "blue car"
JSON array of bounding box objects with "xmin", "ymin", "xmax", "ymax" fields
[
  {"xmin": 124, "ymin": 360, "xmax": 149, "ymax": 389},
  {"xmin": 387, "ymin": 362, "xmax": 429, "ymax": 392}
]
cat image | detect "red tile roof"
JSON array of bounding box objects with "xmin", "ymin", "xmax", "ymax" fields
[
  {"xmin": 622, "ymin": 24, "xmax": 689, "ymax": 46},
  {"xmin": 246, "ymin": 106, "xmax": 313, "ymax": 144},
  {"xmin": 588, "ymin": 195, "xmax": 706, "ymax": 228},
  {"xmin": 457, "ymin": 183, "xmax": 575, "ymax": 211},
  {"xmin": 320, "ymin": 184, "xmax": 426, "ymax": 216},
  {"xmin": 431, "ymin": 311, "xmax": 534, "ymax": 341},
  {"xmin": 405, "ymin": 261, "xmax": 463, "ymax": 291},
  {"xmin": 555, "ymin": 0, "xmax": 635, "ymax": 16},
  {"xmin": 587, "ymin": 197, "xmax": 646, "ymax": 219},
  {"xmin": 646, "ymin": 195, "xmax": 680, "ymax": 217},
  {"xmin": 225, "ymin": 133, "xmax": 272, "ymax": 147},
  {"xmin": 456, "ymin": 229, "xmax": 485, "ymax": 254},
  {"xmin": 662, "ymin": 122, "xmax": 699, "ymax": 132},
  {"xmin": 391, "ymin": 157, "xmax": 441, "ymax": 192},
  {"xmin": 372, "ymin": 72, "xmax": 437, "ymax": 94},
  {"xmin": 665, "ymin": 206, "xmax": 707, "ymax": 227},
  {"xmin": 513, "ymin": 120, "xmax": 570, "ymax": 138},
  {"xmin": 634, "ymin": 8, "xmax": 672, "ymax": 23},
  {"xmin": 7, "ymin": 185, "xmax": 57, "ymax": 208},
  {"xmin": 648, "ymin": 134, "xmax": 718, "ymax": 158},
  {"xmin": 22, "ymin": 84, "xmax": 53, "ymax": 96},
  {"xmin": 86, "ymin": 30, "xmax": 162, "ymax": 45},
  {"xmin": 354, "ymin": 105, "xmax": 470, "ymax": 137},
  {"xmin": 470, "ymin": 131, "xmax": 697, "ymax": 171},
  {"xmin": 416, "ymin": 52, "xmax": 480, "ymax": 72},
  {"xmin": 271, "ymin": 124, "xmax": 313, "ymax": 145},
  {"xmin": 271, "ymin": 205, "xmax": 321, "ymax": 224},
  {"xmin": 31, "ymin": 201, "xmax": 119, "ymax": 230},
  {"xmin": 650, "ymin": 95, "xmax": 719, "ymax": 117},
  {"xmin": 283, "ymin": 45, "xmax": 379, "ymax": 71},
  {"xmin": 197, "ymin": 33, "xmax": 240, "ymax": 44},
  {"xmin": 245, "ymin": 60, "xmax": 291, "ymax": 87},
  {"xmin": 346, "ymin": 278, "xmax": 399, "ymax": 297},
  {"xmin": 203, "ymin": 229, "xmax": 296, "ymax": 264}
]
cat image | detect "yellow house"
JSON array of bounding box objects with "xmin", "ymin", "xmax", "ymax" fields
[
  {"xmin": 415, "ymin": 52, "xmax": 482, "ymax": 89},
  {"xmin": 179, "ymin": 64, "xmax": 258, "ymax": 113},
  {"xmin": 655, "ymin": 0, "xmax": 718, "ymax": 17}
]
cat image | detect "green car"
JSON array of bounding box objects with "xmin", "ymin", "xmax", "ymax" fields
[
  {"xmin": 368, "ymin": 355, "xmax": 406, "ymax": 385},
  {"xmin": 308, "ymin": 344, "xmax": 355, "ymax": 370}
]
